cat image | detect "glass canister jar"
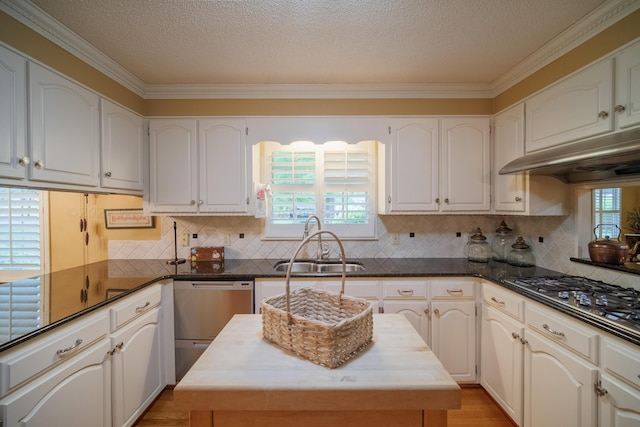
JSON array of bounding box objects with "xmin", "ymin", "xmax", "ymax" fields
[
  {"xmin": 467, "ymin": 228, "xmax": 490, "ymax": 263},
  {"xmin": 491, "ymin": 220, "xmax": 515, "ymax": 263},
  {"xmin": 507, "ymin": 235, "xmax": 536, "ymax": 267}
]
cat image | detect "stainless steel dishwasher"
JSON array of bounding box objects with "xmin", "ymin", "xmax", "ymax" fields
[{"xmin": 174, "ymin": 279, "xmax": 254, "ymax": 381}]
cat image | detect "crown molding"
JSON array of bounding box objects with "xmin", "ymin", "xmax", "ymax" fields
[
  {"xmin": 2, "ymin": 0, "xmax": 637, "ymax": 100},
  {"xmin": 0, "ymin": 0, "xmax": 147, "ymax": 97},
  {"xmin": 490, "ymin": 0, "xmax": 640, "ymax": 97},
  {"xmin": 142, "ymin": 83, "xmax": 493, "ymax": 99}
]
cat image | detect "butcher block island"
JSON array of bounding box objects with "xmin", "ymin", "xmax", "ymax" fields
[{"xmin": 174, "ymin": 314, "xmax": 461, "ymax": 427}]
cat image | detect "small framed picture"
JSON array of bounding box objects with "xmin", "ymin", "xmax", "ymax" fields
[{"xmin": 104, "ymin": 209, "xmax": 155, "ymax": 229}]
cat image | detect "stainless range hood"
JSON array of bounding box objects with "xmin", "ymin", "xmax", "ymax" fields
[{"xmin": 499, "ymin": 127, "xmax": 640, "ymax": 183}]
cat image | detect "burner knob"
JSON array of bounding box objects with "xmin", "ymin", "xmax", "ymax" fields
[
  {"xmin": 558, "ymin": 291, "xmax": 569, "ymax": 299},
  {"xmin": 579, "ymin": 295, "xmax": 592, "ymax": 306}
]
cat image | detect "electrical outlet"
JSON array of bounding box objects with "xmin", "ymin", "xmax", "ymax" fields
[
  {"xmin": 390, "ymin": 233, "xmax": 399, "ymax": 245},
  {"xmin": 181, "ymin": 232, "xmax": 189, "ymax": 247},
  {"xmin": 222, "ymin": 233, "xmax": 231, "ymax": 246}
]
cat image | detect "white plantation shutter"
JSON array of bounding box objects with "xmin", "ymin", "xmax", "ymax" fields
[
  {"xmin": 0, "ymin": 188, "xmax": 44, "ymax": 342},
  {"xmin": 593, "ymin": 188, "xmax": 621, "ymax": 238},
  {"xmin": 264, "ymin": 141, "xmax": 375, "ymax": 238}
]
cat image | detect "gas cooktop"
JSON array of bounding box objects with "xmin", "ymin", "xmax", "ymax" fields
[{"xmin": 504, "ymin": 276, "xmax": 640, "ymax": 333}]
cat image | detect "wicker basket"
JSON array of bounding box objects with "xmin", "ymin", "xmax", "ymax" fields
[{"xmin": 261, "ymin": 230, "xmax": 373, "ymax": 368}]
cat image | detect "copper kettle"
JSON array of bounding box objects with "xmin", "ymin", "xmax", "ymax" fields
[{"xmin": 588, "ymin": 224, "xmax": 628, "ymax": 265}]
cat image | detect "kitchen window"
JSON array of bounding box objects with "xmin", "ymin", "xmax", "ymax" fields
[
  {"xmin": 0, "ymin": 188, "xmax": 46, "ymax": 342},
  {"xmin": 593, "ymin": 187, "xmax": 621, "ymax": 238},
  {"xmin": 259, "ymin": 140, "xmax": 376, "ymax": 239}
]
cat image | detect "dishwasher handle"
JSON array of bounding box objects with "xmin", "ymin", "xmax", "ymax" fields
[{"xmin": 175, "ymin": 280, "xmax": 253, "ymax": 290}]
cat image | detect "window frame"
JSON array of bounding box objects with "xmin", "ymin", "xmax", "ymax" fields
[{"xmin": 259, "ymin": 140, "xmax": 378, "ymax": 240}]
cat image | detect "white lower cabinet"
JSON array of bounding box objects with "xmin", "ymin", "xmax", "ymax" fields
[
  {"xmin": 523, "ymin": 327, "xmax": 598, "ymax": 427},
  {"xmin": 431, "ymin": 301, "xmax": 476, "ymax": 383},
  {"xmin": 598, "ymin": 337, "xmax": 640, "ymax": 427},
  {"xmin": 0, "ymin": 283, "xmax": 172, "ymax": 427},
  {"xmin": 382, "ymin": 300, "xmax": 430, "ymax": 344},
  {"xmin": 111, "ymin": 307, "xmax": 163, "ymax": 427},
  {"xmin": 0, "ymin": 338, "xmax": 112, "ymax": 427},
  {"xmin": 480, "ymin": 304, "xmax": 524, "ymax": 425}
]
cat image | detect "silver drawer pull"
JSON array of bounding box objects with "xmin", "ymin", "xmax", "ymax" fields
[
  {"xmin": 447, "ymin": 289, "xmax": 464, "ymax": 295},
  {"xmin": 542, "ymin": 324, "xmax": 565, "ymax": 338},
  {"xmin": 397, "ymin": 289, "xmax": 414, "ymax": 296},
  {"xmin": 135, "ymin": 301, "xmax": 151, "ymax": 312},
  {"xmin": 56, "ymin": 339, "xmax": 83, "ymax": 357},
  {"xmin": 490, "ymin": 296, "xmax": 505, "ymax": 306}
]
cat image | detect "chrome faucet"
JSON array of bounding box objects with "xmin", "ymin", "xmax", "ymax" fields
[{"xmin": 302, "ymin": 215, "xmax": 329, "ymax": 259}]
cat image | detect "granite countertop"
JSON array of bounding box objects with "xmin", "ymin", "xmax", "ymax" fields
[{"xmin": 0, "ymin": 258, "xmax": 637, "ymax": 353}]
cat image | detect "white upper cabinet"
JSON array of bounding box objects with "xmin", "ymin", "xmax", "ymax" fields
[
  {"xmin": 29, "ymin": 62, "xmax": 100, "ymax": 187},
  {"xmin": 380, "ymin": 117, "xmax": 490, "ymax": 214},
  {"xmin": 100, "ymin": 99, "xmax": 145, "ymax": 192},
  {"xmin": 614, "ymin": 40, "xmax": 640, "ymax": 129},
  {"xmin": 440, "ymin": 118, "xmax": 491, "ymax": 212},
  {"xmin": 199, "ymin": 119, "xmax": 250, "ymax": 213},
  {"xmin": 525, "ymin": 59, "xmax": 613, "ymax": 153},
  {"xmin": 492, "ymin": 104, "xmax": 526, "ymax": 212},
  {"xmin": 0, "ymin": 46, "xmax": 27, "ymax": 181},
  {"xmin": 148, "ymin": 119, "xmax": 199, "ymax": 213},
  {"xmin": 381, "ymin": 118, "xmax": 439, "ymax": 213},
  {"xmin": 148, "ymin": 118, "xmax": 251, "ymax": 214},
  {"xmin": 492, "ymin": 104, "xmax": 569, "ymax": 215}
]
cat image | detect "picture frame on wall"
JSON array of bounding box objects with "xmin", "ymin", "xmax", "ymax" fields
[{"xmin": 104, "ymin": 209, "xmax": 155, "ymax": 229}]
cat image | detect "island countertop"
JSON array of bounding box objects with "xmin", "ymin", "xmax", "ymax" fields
[{"xmin": 173, "ymin": 313, "xmax": 461, "ymax": 427}]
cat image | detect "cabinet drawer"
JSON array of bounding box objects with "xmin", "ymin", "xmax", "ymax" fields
[
  {"xmin": 430, "ymin": 278, "xmax": 475, "ymax": 299},
  {"xmin": 0, "ymin": 310, "xmax": 108, "ymax": 395},
  {"xmin": 110, "ymin": 284, "xmax": 162, "ymax": 332},
  {"xmin": 601, "ymin": 338, "xmax": 640, "ymax": 389},
  {"xmin": 382, "ymin": 280, "xmax": 428, "ymax": 299},
  {"xmin": 526, "ymin": 303, "xmax": 598, "ymax": 364},
  {"xmin": 322, "ymin": 279, "xmax": 380, "ymax": 299},
  {"xmin": 482, "ymin": 282, "xmax": 525, "ymax": 321}
]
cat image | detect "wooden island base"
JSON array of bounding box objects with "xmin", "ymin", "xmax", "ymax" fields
[{"xmin": 175, "ymin": 314, "xmax": 460, "ymax": 427}]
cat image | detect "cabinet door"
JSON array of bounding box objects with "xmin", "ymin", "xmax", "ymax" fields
[
  {"xmin": 615, "ymin": 41, "xmax": 640, "ymax": 129},
  {"xmin": 29, "ymin": 62, "xmax": 100, "ymax": 187},
  {"xmin": 0, "ymin": 339, "xmax": 112, "ymax": 427},
  {"xmin": 523, "ymin": 329, "xmax": 598, "ymax": 427},
  {"xmin": 199, "ymin": 119, "xmax": 250, "ymax": 213},
  {"xmin": 492, "ymin": 104, "xmax": 526, "ymax": 213},
  {"xmin": 440, "ymin": 118, "xmax": 490, "ymax": 211},
  {"xmin": 525, "ymin": 59, "xmax": 613, "ymax": 152},
  {"xmin": 480, "ymin": 305, "xmax": 524, "ymax": 426},
  {"xmin": 100, "ymin": 99, "xmax": 145, "ymax": 192},
  {"xmin": 382, "ymin": 300, "xmax": 430, "ymax": 345},
  {"xmin": 148, "ymin": 119, "xmax": 198, "ymax": 213},
  {"xmin": 388, "ymin": 118, "xmax": 439, "ymax": 212},
  {"xmin": 0, "ymin": 46, "xmax": 27, "ymax": 181},
  {"xmin": 431, "ymin": 300, "xmax": 476, "ymax": 382},
  {"xmin": 598, "ymin": 374, "xmax": 640, "ymax": 427},
  {"xmin": 111, "ymin": 308, "xmax": 163, "ymax": 427}
]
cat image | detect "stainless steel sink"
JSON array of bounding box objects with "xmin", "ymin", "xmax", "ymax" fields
[{"xmin": 273, "ymin": 260, "xmax": 365, "ymax": 274}]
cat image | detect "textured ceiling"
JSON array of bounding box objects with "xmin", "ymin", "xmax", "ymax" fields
[{"xmin": 30, "ymin": 0, "xmax": 607, "ymax": 86}]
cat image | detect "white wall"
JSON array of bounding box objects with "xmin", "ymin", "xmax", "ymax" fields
[{"xmin": 109, "ymin": 214, "xmax": 640, "ymax": 289}]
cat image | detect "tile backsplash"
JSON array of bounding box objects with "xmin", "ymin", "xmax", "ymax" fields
[{"xmin": 109, "ymin": 214, "xmax": 640, "ymax": 289}]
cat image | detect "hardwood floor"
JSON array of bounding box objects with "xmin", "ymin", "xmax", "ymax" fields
[{"xmin": 134, "ymin": 386, "xmax": 515, "ymax": 427}]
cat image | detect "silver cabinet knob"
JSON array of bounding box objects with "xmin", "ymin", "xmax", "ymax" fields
[
  {"xmin": 598, "ymin": 111, "xmax": 609, "ymax": 119},
  {"xmin": 104, "ymin": 171, "xmax": 112, "ymax": 177},
  {"xmin": 198, "ymin": 200, "xmax": 204, "ymax": 206},
  {"xmin": 444, "ymin": 198, "xmax": 449, "ymax": 204},
  {"xmin": 614, "ymin": 105, "xmax": 626, "ymax": 113},
  {"xmin": 434, "ymin": 308, "xmax": 440, "ymax": 315},
  {"xmin": 435, "ymin": 198, "xmax": 440, "ymax": 204},
  {"xmin": 515, "ymin": 196, "xmax": 522, "ymax": 202},
  {"xmin": 189, "ymin": 200, "xmax": 196, "ymax": 206},
  {"xmin": 18, "ymin": 156, "xmax": 30, "ymax": 166},
  {"xmin": 35, "ymin": 160, "xmax": 44, "ymax": 169}
]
